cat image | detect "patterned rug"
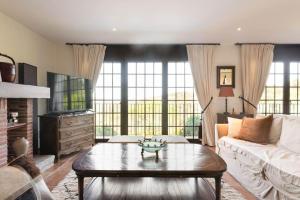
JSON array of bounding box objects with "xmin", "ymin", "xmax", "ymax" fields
[{"xmin": 52, "ymin": 170, "xmax": 245, "ymax": 200}]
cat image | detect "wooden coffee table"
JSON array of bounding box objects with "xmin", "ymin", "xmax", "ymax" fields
[{"xmin": 72, "ymin": 143, "xmax": 226, "ymax": 200}]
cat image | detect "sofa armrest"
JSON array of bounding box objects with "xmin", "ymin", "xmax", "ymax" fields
[{"xmin": 215, "ymin": 124, "xmax": 228, "ymax": 143}]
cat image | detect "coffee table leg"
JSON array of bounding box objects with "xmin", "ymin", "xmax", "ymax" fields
[
  {"xmin": 77, "ymin": 175, "xmax": 84, "ymax": 200},
  {"xmin": 215, "ymin": 176, "xmax": 221, "ymax": 200}
]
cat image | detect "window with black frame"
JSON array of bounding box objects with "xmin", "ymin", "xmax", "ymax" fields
[
  {"xmin": 127, "ymin": 62, "xmax": 163, "ymax": 137},
  {"xmin": 289, "ymin": 62, "xmax": 300, "ymax": 115},
  {"xmin": 258, "ymin": 62, "xmax": 284, "ymax": 115},
  {"xmin": 94, "ymin": 61, "xmax": 201, "ymax": 140},
  {"xmin": 167, "ymin": 62, "xmax": 201, "ymax": 139},
  {"xmin": 94, "ymin": 62, "xmax": 121, "ymax": 139}
]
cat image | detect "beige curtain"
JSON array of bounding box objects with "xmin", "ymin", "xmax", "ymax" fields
[
  {"xmin": 73, "ymin": 45, "xmax": 106, "ymax": 87},
  {"xmin": 241, "ymin": 44, "xmax": 274, "ymax": 114},
  {"xmin": 187, "ymin": 45, "xmax": 217, "ymax": 146}
]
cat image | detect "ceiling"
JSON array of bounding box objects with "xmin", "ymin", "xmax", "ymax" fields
[{"xmin": 0, "ymin": 0, "xmax": 300, "ymax": 44}]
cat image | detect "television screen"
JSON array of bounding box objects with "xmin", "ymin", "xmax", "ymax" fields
[{"xmin": 47, "ymin": 72, "xmax": 92, "ymax": 113}]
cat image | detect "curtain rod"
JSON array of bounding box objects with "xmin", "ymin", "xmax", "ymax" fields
[
  {"xmin": 235, "ymin": 42, "xmax": 275, "ymax": 45},
  {"xmin": 65, "ymin": 43, "xmax": 221, "ymax": 46}
]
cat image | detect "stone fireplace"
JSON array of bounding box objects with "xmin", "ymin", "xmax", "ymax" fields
[{"xmin": 0, "ymin": 82, "xmax": 49, "ymax": 166}]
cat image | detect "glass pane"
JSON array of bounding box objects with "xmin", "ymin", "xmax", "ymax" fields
[
  {"xmin": 275, "ymin": 88, "xmax": 283, "ymax": 100},
  {"xmin": 168, "ymin": 62, "xmax": 176, "ymax": 74},
  {"xmin": 113, "ymin": 88, "xmax": 121, "ymax": 100},
  {"xmin": 275, "ymin": 62, "xmax": 284, "ymax": 73},
  {"xmin": 185, "ymin": 102, "xmax": 193, "ymax": 113},
  {"xmin": 136, "ymin": 88, "xmax": 145, "ymax": 101},
  {"xmin": 274, "ymin": 101, "xmax": 283, "ymax": 113},
  {"xmin": 154, "ymin": 75, "xmax": 162, "ymax": 87},
  {"xmin": 176, "ymin": 75, "xmax": 184, "ymax": 87},
  {"xmin": 128, "ymin": 88, "xmax": 136, "ymax": 100},
  {"xmin": 168, "ymin": 114, "xmax": 176, "ymax": 126},
  {"xmin": 113, "ymin": 63, "xmax": 121, "ymax": 73},
  {"xmin": 176, "ymin": 88, "xmax": 185, "ymax": 100},
  {"xmin": 104, "ymin": 88, "xmax": 112, "ymax": 100},
  {"xmin": 290, "ymin": 101, "xmax": 298, "ymax": 113},
  {"xmin": 275, "ymin": 75, "xmax": 284, "ymax": 86},
  {"xmin": 266, "ymin": 88, "xmax": 275, "ymax": 100},
  {"xmin": 104, "ymin": 74, "xmax": 112, "ymax": 86},
  {"xmin": 168, "ymin": 88, "xmax": 176, "ymax": 100},
  {"xmin": 137, "ymin": 63, "xmax": 145, "ymax": 74},
  {"xmin": 290, "ymin": 62, "xmax": 298, "ymax": 73},
  {"xmin": 136, "ymin": 75, "xmax": 145, "ymax": 87},
  {"xmin": 145, "ymin": 75, "xmax": 154, "ymax": 87},
  {"xmin": 103, "ymin": 63, "xmax": 113, "ymax": 73},
  {"xmin": 154, "ymin": 63, "xmax": 162, "ymax": 74},
  {"xmin": 113, "ymin": 74, "xmax": 121, "ymax": 87},
  {"xmin": 168, "ymin": 75, "xmax": 176, "ymax": 87},
  {"xmin": 145, "ymin": 63, "xmax": 154, "ymax": 74},
  {"xmin": 154, "ymin": 88, "xmax": 162, "ymax": 100},
  {"xmin": 128, "ymin": 75, "xmax": 136, "ymax": 87},
  {"xmin": 290, "ymin": 75, "xmax": 298, "ymax": 87},
  {"xmin": 128, "ymin": 63, "xmax": 136, "ymax": 74},
  {"xmin": 177, "ymin": 102, "xmax": 184, "ymax": 113},
  {"xmin": 185, "ymin": 88, "xmax": 194, "ymax": 100},
  {"xmin": 168, "ymin": 101, "xmax": 176, "ymax": 113},
  {"xmin": 177, "ymin": 62, "xmax": 185, "ymax": 74},
  {"xmin": 145, "ymin": 88, "xmax": 153, "ymax": 99},
  {"xmin": 290, "ymin": 88, "xmax": 298, "ymax": 100}
]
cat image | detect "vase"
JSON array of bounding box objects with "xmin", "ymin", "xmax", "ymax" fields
[
  {"xmin": 0, "ymin": 53, "xmax": 16, "ymax": 82},
  {"xmin": 12, "ymin": 137, "xmax": 29, "ymax": 156}
]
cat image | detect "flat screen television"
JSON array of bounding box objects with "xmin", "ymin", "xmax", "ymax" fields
[{"xmin": 47, "ymin": 72, "xmax": 92, "ymax": 113}]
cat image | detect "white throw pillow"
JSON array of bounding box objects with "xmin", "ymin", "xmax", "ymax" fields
[
  {"xmin": 227, "ymin": 117, "xmax": 243, "ymax": 138},
  {"xmin": 279, "ymin": 117, "xmax": 300, "ymax": 154}
]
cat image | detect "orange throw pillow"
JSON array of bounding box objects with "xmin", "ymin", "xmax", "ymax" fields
[{"xmin": 235, "ymin": 115, "xmax": 273, "ymax": 144}]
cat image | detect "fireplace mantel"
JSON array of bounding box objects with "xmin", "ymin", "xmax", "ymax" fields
[
  {"xmin": 0, "ymin": 82, "xmax": 50, "ymax": 98},
  {"xmin": 0, "ymin": 82, "xmax": 50, "ymax": 166}
]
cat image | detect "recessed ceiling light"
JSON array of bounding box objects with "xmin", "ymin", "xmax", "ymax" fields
[
  {"xmin": 237, "ymin": 27, "xmax": 242, "ymax": 31},
  {"xmin": 112, "ymin": 28, "xmax": 117, "ymax": 32}
]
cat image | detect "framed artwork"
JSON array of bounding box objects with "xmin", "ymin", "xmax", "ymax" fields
[{"xmin": 217, "ymin": 66, "xmax": 235, "ymax": 88}]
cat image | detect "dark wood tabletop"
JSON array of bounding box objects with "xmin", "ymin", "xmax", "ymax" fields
[{"xmin": 72, "ymin": 143, "xmax": 227, "ymax": 200}]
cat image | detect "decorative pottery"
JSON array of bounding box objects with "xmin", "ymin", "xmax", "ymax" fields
[
  {"xmin": 138, "ymin": 138, "xmax": 167, "ymax": 159},
  {"xmin": 12, "ymin": 137, "xmax": 29, "ymax": 156},
  {"xmin": 0, "ymin": 53, "xmax": 16, "ymax": 82}
]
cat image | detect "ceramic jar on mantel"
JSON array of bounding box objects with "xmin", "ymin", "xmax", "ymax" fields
[
  {"xmin": 0, "ymin": 53, "xmax": 16, "ymax": 82},
  {"xmin": 12, "ymin": 137, "xmax": 29, "ymax": 156}
]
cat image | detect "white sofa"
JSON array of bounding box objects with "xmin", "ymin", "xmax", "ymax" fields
[{"xmin": 215, "ymin": 115, "xmax": 300, "ymax": 200}]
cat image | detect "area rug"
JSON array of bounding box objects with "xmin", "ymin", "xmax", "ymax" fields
[{"xmin": 52, "ymin": 170, "xmax": 245, "ymax": 200}]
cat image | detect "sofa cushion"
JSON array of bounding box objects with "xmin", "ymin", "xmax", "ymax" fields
[
  {"xmin": 236, "ymin": 115, "xmax": 273, "ymax": 144},
  {"xmin": 279, "ymin": 117, "xmax": 300, "ymax": 154},
  {"xmin": 227, "ymin": 117, "xmax": 243, "ymax": 138}
]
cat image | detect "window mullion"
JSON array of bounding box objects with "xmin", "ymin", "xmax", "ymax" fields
[
  {"xmin": 121, "ymin": 60, "xmax": 128, "ymax": 135},
  {"xmin": 283, "ymin": 60, "xmax": 290, "ymax": 114},
  {"xmin": 162, "ymin": 61, "xmax": 168, "ymax": 135}
]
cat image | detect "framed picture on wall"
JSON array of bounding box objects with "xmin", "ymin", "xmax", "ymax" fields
[{"xmin": 217, "ymin": 66, "xmax": 235, "ymax": 88}]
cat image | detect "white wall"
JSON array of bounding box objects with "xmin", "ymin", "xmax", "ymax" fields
[
  {"xmin": 0, "ymin": 11, "xmax": 74, "ymax": 115},
  {"xmin": 214, "ymin": 44, "xmax": 242, "ymax": 114}
]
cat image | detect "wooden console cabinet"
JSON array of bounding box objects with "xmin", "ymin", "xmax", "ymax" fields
[{"xmin": 39, "ymin": 112, "xmax": 95, "ymax": 159}]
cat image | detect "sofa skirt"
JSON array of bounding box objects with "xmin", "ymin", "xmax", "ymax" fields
[{"xmin": 218, "ymin": 138, "xmax": 300, "ymax": 200}]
